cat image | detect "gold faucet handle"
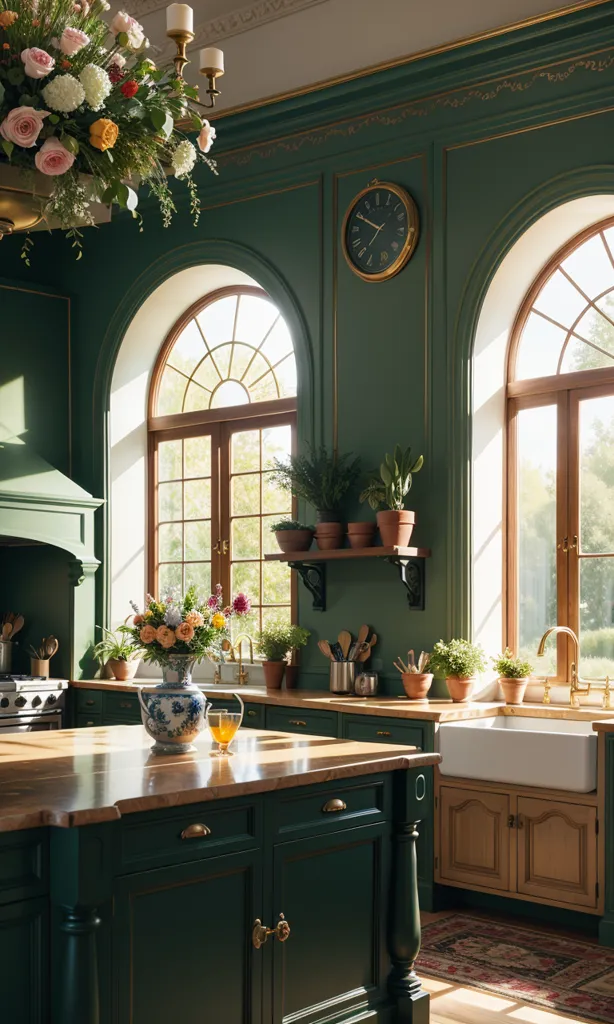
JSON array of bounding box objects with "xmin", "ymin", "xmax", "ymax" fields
[{"xmin": 537, "ymin": 677, "xmax": 552, "ymax": 704}]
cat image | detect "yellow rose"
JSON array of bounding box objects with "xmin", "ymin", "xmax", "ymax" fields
[
  {"xmin": 211, "ymin": 612, "xmax": 226, "ymax": 629},
  {"xmin": 89, "ymin": 118, "xmax": 119, "ymax": 152}
]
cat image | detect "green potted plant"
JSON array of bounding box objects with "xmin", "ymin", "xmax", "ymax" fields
[
  {"xmin": 360, "ymin": 444, "xmax": 423, "ymax": 547},
  {"xmin": 429, "ymin": 638, "xmax": 487, "ymax": 703},
  {"xmin": 284, "ymin": 624, "xmax": 311, "ymax": 689},
  {"xmin": 493, "ymin": 649, "xmax": 533, "ymax": 705},
  {"xmin": 256, "ymin": 621, "xmax": 307, "ymax": 689},
  {"xmin": 270, "ymin": 519, "xmax": 314, "ymax": 554},
  {"xmin": 92, "ymin": 626, "xmax": 140, "ymax": 682},
  {"xmin": 272, "ymin": 446, "xmax": 361, "ymax": 550},
  {"xmin": 393, "ymin": 650, "xmax": 433, "ymax": 700}
]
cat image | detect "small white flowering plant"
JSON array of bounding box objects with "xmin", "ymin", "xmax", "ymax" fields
[{"xmin": 0, "ymin": 0, "xmax": 217, "ymax": 259}]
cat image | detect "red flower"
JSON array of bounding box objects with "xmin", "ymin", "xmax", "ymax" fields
[{"xmin": 120, "ymin": 79, "xmax": 139, "ymax": 98}]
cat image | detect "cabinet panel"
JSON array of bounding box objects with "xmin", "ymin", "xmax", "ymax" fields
[
  {"xmin": 103, "ymin": 691, "xmax": 141, "ymax": 722},
  {"xmin": 271, "ymin": 824, "xmax": 388, "ymax": 1024},
  {"xmin": 113, "ymin": 850, "xmax": 262, "ymax": 1024},
  {"xmin": 76, "ymin": 689, "xmax": 102, "ymax": 713},
  {"xmin": 265, "ymin": 706, "xmax": 338, "ymax": 737},
  {"xmin": 0, "ymin": 828, "xmax": 48, "ymax": 905},
  {"xmin": 77, "ymin": 712, "xmax": 101, "ymax": 729},
  {"xmin": 517, "ymin": 797, "xmax": 597, "ymax": 908},
  {"xmin": 0, "ymin": 898, "xmax": 48, "ymax": 1023},
  {"xmin": 439, "ymin": 786, "xmax": 510, "ymax": 891},
  {"xmin": 341, "ymin": 714, "xmax": 424, "ymax": 750}
]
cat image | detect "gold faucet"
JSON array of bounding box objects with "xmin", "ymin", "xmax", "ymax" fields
[
  {"xmin": 232, "ymin": 633, "xmax": 254, "ymax": 686},
  {"xmin": 536, "ymin": 626, "xmax": 591, "ymax": 708}
]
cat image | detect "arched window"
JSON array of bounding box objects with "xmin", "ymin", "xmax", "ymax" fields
[
  {"xmin": 507, "ymin": 219, "xmax": 614, "ymax": 681},
  {"xmin": 148, "ymin": 285, "xmax": 297, "ymax": 636}
]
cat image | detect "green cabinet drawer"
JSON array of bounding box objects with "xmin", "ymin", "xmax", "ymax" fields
[
  {"xmin": 0, "ymin": 829, "xmax": 48, "ymax": 906},
  {"xmin": 341, "ymin": 715, "xmax": 424, "ymax": 750},
  {"xmin": 76, "ymin": 712, "xmax": 102, "ymax": 729},
  {"xmin": 272, "ymin": 777, "xmax": 389, "ymax": 840},
  {"xmin": 76, "ymin": 689, "xmax": 102, "ymax": 713},
  {"xmin": 265, "ymin": 706, "xmax": 338, "ymax": 737},
  {"xmin": 119, "ymin": 799, "xmax": 262, "ymax": 872},
  {"xmin": 103, "ymin": 691, "xmax": 141, "ymax": 723},
  {"xmin": 243, "ymin": 702, "xmax": 265, "ymax": 728}
]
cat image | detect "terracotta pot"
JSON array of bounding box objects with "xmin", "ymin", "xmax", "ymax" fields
[
  {"xmin": 499, "ymin": 677, "xmax": 528, "ymax": 705},
  {"xmin": 275, "ymin": 529, "xmax": 314, "ymax": 554},
  {"xmin": 347, "ymin": 522, "xmax": 376, "ymax": 549},
  {"xmin": 285, "ymin": 664, "xmax": 299, "ymax": 689},
  {"xmin": 108, "ymin": 657, "xmax": 140, "ymax": 681},
  {"xmin": 316, "ymin": 510, "xmax": 341, "ymax": 523},
  {"xmin": 446, "ymin": 675, "xmax": 476, "ymax": 703},
  {"xmin": 315, "ymin": 521, "xmax": 345, "ymax": 550},
  {"xmin": 376, "ymin": 509, "xmax": 415, "ymax": 547},
  {"xmin": 401, "ymin": 672, "xmax": 433, "ymax": 700},
  {"xmin": 263, "ymin": 660, "xmax": 286, "ymax": 689}
]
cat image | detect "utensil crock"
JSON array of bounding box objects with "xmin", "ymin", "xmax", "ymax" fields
[{"xmin": 330, "ymin": 661, "xmax": 355, "ymax": 694}]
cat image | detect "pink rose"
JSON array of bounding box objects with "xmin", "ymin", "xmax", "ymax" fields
[
  {"xmin": 155, "ymin": 625, "xmax": 176, "ymax": 649},
  {"xmin": 34, "ymin": 137, "xmax": 76, "ymax": 176},
  {"xmin": 197, "ymin": 120, "xmax": 216, "ymax": 154},
  {"xmin": 110, "ymin": 10, "xmax": 144, "ymax": 45},
  {"xmin": 0, "ymin": 106, "xmax": 48, "ymax": 148},
  {"xmin": 21, "ymin": 46, "xmax": 55, "ymax": 79},
  {"xmin": 58, "ymin": 27, "xmax": 89, "ymax": 55},
  {"xmin": 175, "ymin": 621, "xmax": 195, "ymax": 642}
]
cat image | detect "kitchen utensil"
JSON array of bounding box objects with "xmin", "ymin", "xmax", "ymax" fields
[
  {"xmin": 330, "ymin": 642, "xmax": 344, "ymax": 662},
  {"xmin": 357, "ymin": 624, "xmax": 369, "ymax": 646},
  {"xmin": 1, "ymin": 623, "xmax": 12, "ymax": 641},
  {"xmin": 10, "ymin": 614, "xmax": 24, "ymax": 638},
  {"xmin": 358, "ymin": 635, "xmax": 377, "ymax": 662},
  {"xmin": 0, "ymin": 641, "xmax": 12, "ymax": 673},
  {"xmin": 347, "ymin": 642, "xmax": 358, "ymax": 661},
  {"xmin": 318, "ymin": 640, "xmax": 335, "ymax": 661},
  {"xmin": 43, "ymin": 636, "xmax": 59, "ymax": 658},
  {"xmin": 338, "ymin": 630, "xmax": 352, "ymax": 660},
  {"xmin": 354, "ymin": 672, "xmax": 379, "ymax": 697},
  {"xmin": 329, "ymin": 661, "xmax": 355, "ymax": 694}
]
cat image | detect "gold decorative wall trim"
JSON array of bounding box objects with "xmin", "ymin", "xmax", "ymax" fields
[
  {"xmin": 213, "ymin": 0, "xmax": 611, "ymax": 119},
  {"xmin": 218, "ymin": 47, "xmax": 614, "ymax": 169},
  {"xmin": 0, "ymin": 283, "xmax": 71, "ymax": 474}
]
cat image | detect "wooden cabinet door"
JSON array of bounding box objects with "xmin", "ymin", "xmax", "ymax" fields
[
  {"xmin": 113, "ymin": 849, "xmax": 263, "ymax": 1024},
  {"xmin": 439, "ymin": 786, "xmax": 511, "ymax": 891},
  {"xmin": 516, "ymin": 797, "xmax": 598, "ymax": 908},
  {"xmin": 0, "ymin": 898, "xmax": 48, "ymax": 1023},
  {"xmin": 270, "ymin": 823, "xmax": 389, "ymax": 1024}
]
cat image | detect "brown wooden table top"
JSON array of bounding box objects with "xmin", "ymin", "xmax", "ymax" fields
[{"xmin": 0, "ymin": 725, "xmax": 441, "ymax": 833}]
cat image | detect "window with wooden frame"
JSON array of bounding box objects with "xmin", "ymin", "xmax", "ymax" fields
[
  {"xmin": 507, "ymin": 219, "xmax": 614, "ymax": 682},
  {"xmin": 148, "ymin": 285, "xmax": 297, "ymax": 638}
]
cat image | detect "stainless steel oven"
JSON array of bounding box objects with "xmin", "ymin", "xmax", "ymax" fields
[
  {"xmin": 0, "ymin": 711, "xmax": 62, "ymax": 733},
  {"xmin": 0, "ymin": 676, "xmax": 65, "ymax": 732}
]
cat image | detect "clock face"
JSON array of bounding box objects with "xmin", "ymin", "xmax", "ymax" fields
[{"xmin": 343, "ymin": 183, "xmax": 419, "ymax": 282}]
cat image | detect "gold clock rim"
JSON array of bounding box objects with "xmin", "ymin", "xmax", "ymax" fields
[{"xmin": 341, "ymin": 179, "xmax": 420, "ymax": 283}]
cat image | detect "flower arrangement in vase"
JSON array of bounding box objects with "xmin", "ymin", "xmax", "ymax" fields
[
  {"xmin": 126, "ymin": 583, "xmax": 250, "ymax": 754},
  {"xmin": 0, "ymin": 0, "xmax": 217, "ymax": 257}
]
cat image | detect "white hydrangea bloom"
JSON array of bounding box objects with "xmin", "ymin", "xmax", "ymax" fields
[
  {"xmin": 41, "ymin": 74, "xmax": 85, "ymax": 113},
  {"xmin": 79, "ymin": 64, "xmax": 112, "ymax": 111},
  {"xmin": 172, "ymin": 140, "xmax": 197, "ymax": 179}
]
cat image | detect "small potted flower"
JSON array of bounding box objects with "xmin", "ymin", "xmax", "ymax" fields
[
  {"xmin": 256, "ymin": 621, "xmax": 310, "ymax": 690},
  {"xmin": 429, "ymin": 638, "xmax": 487, "ymax": 703},
  {"xmin": 360, "ymin": 444, "xmax": 423, "ymax": 547},
  {"xmin": 270, "ymin": 519, "xmax": 314, "ymax": 554},
  {"xmin": 393, "ymin": 650, "xmax": 433, "ymax": 700},
  {"xmin": 271, "ymin": 446, "xmax": 361, "ymax": 550},
  {"xmin": 493, "ymin": 649, "xmax": 533, "ymax": 705},
  {"xmin": 92, "ymin": 626, "xmax": 140, "ymax": 681}
]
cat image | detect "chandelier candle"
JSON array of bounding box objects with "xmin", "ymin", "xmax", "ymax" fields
[
  {"xmin": 200, "ymin": 46, "xmax": 225, "ymax": 106},
  {"xmin": 166, "ymin": 4, "xmax": 194, "ymax": 33}
]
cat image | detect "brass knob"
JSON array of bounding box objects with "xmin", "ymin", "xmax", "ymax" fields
[
  {"xmin": 507, "ymin": 814, "xmax": 515, "ymax": 828},
  {"xmin": 180, "ymin": 823, "xmax": 212, "ymax": 840},
  {"xmin": 247, "ymin": 710, "xmax": 257, "ymax": 717},
  {"xmin": 86, "ymin": 699, "xmax": 95, "ymax": 706},
  {"xmin": 252, "ymin": 914, "xmax": 290, "ymax": 949},
  {"xmin": 322, "ymin": 798, "xmax": 347, "ymax": 813},
  {"xmin": 119, "ymin": 701, "xmax": 133, "ymax": 709}
]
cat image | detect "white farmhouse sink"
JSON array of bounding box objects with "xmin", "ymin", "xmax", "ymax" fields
[{"xmin": 438, "ymin": 716, "xmax": 597, "ymax": 793}]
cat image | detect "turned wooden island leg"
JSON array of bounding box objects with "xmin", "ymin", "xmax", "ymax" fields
[{"xmin": 57, "ymin": 907, "xmax": 101, "ymax": 1024}]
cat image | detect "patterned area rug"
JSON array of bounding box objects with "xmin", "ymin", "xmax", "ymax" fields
[{"xmin": 418, "ymin": 914, "xmax": 614, "ymax": 1023}]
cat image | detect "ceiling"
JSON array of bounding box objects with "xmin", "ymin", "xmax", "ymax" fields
[{"xmin": 121, "ymin": 0, "xmax": 602, "ymax": 114}]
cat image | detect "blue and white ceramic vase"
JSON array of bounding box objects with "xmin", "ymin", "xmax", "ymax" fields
[{"xmin": 138, "ymin": 657, "xmax": 209, "ymax": 754}]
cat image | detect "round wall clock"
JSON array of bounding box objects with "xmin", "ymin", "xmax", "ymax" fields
[{"xmin": 342, "ymin": 179, "xmax": 420, "ymax": 282}]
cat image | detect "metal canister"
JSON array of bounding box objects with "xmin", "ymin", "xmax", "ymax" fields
[
  {"xmin": 0, "ymin": 641, "xmax": 12, "ymax": 674},
  {"xmin": 330, "ymin": 661, "xmax": 355, "ymax": 694},
  {"xmin": 354, "ymin": 672, "xmax": 379, "ymax": 697}
]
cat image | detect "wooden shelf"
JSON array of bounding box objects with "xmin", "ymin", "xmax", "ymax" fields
[{"xmin": 265, "ymin": 546, "xmax": 431, "ymax": 612}]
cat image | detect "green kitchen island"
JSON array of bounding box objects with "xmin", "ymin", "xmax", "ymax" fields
[{"xmin": 0, "ymin": 724, "xmax": 440, "ymax": 1024}]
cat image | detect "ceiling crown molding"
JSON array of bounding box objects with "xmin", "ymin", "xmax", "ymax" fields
[{"xmin": 126, "ymin": 0, "xmax": 330, "ymax": 47}]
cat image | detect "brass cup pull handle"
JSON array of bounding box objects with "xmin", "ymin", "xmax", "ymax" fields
[
  {"xmin": 180, "ymin": 823, "xmax": 212, "ymax": 840},
  {"xmin": 85, "ymin": 699, "xmax": 95, "ymax": 706},
  {"xmin": 376, "ymin": 730, "xmax": 391, "ymax": 737},
  {"xmin": 252, "ymin": 914, "xmax": 291, "ymax": 949},
  {"xmin": 289, "ymin": 719, "xmax": 307, "ymax": 727},
  {"xmin": 247, "ymin": 710, "xmax": 257, "ymax": 717},
  {"xmin": 119, "ymin": 701, "xmax": 133, "ymax": 709},
  {"xmin": 322, "ymin": 798, "xmax": 347, "ymax": 813}
]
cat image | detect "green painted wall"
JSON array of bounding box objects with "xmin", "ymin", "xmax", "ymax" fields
[{"xmin": 2, "ymin": 2, "xmax": 614, "ymax": 687}]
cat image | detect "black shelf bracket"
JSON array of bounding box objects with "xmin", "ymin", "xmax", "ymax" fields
[
  {"xmin": 288, "ymin": 561, "xmax": 326, "ymax": 612},
  {"xmin": 385, "ymin": 556, "xmax": 426, "ymax": 611}
]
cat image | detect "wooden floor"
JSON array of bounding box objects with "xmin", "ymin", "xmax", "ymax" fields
[{"xmin": 421, "ymin": 912, "xmax": 596, "ymax": 1024}]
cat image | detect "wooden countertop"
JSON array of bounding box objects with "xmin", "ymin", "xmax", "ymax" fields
[
  {"xmin": 592, "ymin": 720, "xmax": 614, "ymax": 732},
  {"xmin": 0, "ymin": 725, "xmax": 441, "ymax": 833},
  {"xmin": 69, "ymin": 681, "xmax": 614, "ymax": 723}
]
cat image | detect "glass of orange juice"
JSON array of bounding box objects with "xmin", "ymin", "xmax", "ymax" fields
[{"xmin": 206, "ymin": 693, "xmax": 244, "ymax": 756}]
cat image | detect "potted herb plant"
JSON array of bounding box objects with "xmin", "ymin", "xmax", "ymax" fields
[
  {"xmin": 92, "ymin": 626, "xmax": 140, "ymax": 681},
  {"xmin": 270, "ymin": 519, "xmax": 314, "ymax": 554},
  {"xmin": 429, "ymin": 638, "xmax": 487, "ymax": 703},
  {"xmin": 256, "ymin": 621, "xmax": 311, "ymax": 689},
  {"xmin": 272, "ymin": 446, "xmax": 360, "ymax": 550},
  {"xmin": 284, "ymin": 624, "xmax": 311, "ymax": 689},
  {"xmin": 493, "ymin": 649, "xmax": 533, "ymax": 705},
  {"xmin": 393, "ymin": 650, "xmax": 433, "ymax": 700},
  {"xmin": 360, "ymin": 444, "xmax": 423, "ymax": 547}
]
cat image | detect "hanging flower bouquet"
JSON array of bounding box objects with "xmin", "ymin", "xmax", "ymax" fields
[
  {"xmin": 126, "ymin": 584, "xmax": 251, "ymax": 668},
  {"xmin": 0, "ymin": 0, "xmax": 217, "ymax": 257}
]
